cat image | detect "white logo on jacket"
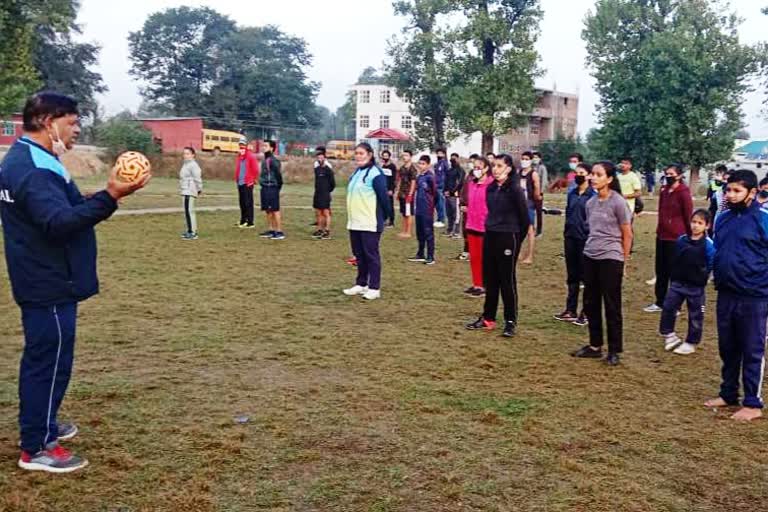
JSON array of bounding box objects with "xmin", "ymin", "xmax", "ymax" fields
[{"xmin": 0, "ymin": 189, "xmax": 14, "ymax": 203}]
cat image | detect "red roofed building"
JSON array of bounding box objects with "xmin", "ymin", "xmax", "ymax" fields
[
  {"xmin": 362, "ymin": 128, "xmax": 411, "ymax": 155},
  {"xmin": 0, "ymin": 114, "xmax": 24, "ymax": 146}
]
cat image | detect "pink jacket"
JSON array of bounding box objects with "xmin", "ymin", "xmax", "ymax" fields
[{"xmin": 465, "ymin": 176, "xmax": 492, "ymax": 233}]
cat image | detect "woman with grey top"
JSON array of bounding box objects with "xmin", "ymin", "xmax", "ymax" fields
[{"xmin": 179, "ymin": 147, "xmax": 203, "ymax": 240}]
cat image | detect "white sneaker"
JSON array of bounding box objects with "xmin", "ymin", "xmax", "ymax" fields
[
  {"xmin": 362, "ymin": 289, "xmax": 381, "ymax": 301},
  {"xmin": 664, "ymin": 333, "xmax": 683, "ymax": 351},
  {"xmin": 643, "ymin": 304, "xmax": 663, "ymax": 313},
  {"xmin": 645, "ymin": 277, "xmax": 657, "ymax": 286},
  {"xmin": 433, "ymin": 221, "xmax": 445, "ymax": 228},
  {"xmin": 673, "ymin": 342, "xmax": 696, "ymax": 355},
  {"xmin": 343, "ymin": 285, "xmax": 369, "ymax": 296}
]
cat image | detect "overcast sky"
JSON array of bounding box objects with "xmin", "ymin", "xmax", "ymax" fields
[{"xmin": 79, "ymin": 0, "xmax": 768, "ymax": 139}]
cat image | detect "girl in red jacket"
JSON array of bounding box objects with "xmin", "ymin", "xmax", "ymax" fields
[{"xmin": 234, "ymin": 141, "xmax": 260, "ymax": 228}]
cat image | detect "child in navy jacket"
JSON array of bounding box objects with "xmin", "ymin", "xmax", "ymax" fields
[
  {"xmin": 706, "ymin": 170, "xmax": 768, "ymax": 422},
  {"xmin": 659, "ymin": 209, "xmax": 715, "ymax": 355}
]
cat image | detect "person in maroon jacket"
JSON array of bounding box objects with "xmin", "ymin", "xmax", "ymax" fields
[
  {"xmin": 644, "ymin": 164, "xmax": 693, "ymax": 312},
  {"xmin": 234, "ymin": 140, "xmax": 260, "ymax": 228}
]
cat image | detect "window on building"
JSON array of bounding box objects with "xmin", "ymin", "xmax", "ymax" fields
[
  {"xmin": 2, "ymin": 122, "xmax": 14, "ymax": 136},
  {"xmin": 401, "ymin": 115, "xmax": 413, "ymax": 130},
  {"xmin": 380, "ymin": 90, "xmax": 391, "ymax": 103},
  {"xmin": 380, "ymin": 115, "xmax": 390, "ymax": 129},
  {"xmin": 359, "ymin": 115, "xmax": 370, "ymax": 128},
  {"xmin": 529, "ymin": 118, "xmax": 541, "ymax": 135},
  {"xmin": 360, "ymin": 90, "xmax": 370, "ymax": 104},
  {"xmin": 564, "ymin": 97, "xmax": 569, "ymax": 106}
]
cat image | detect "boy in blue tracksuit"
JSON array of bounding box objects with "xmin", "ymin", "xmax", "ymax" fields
[
  {"xmin": 408, "ymin": 155, "xmax": 437, "ymax": 265},
  {"xmin": 0, "ymin": 93, "xmax": 148, "ymax": 472},
  {"xmin": 659, "ymin": 209, "xmax": 715, "ymax": 355},
  {"xmin": 706, "ymin": 170, "xmax": 768, "ymax": 422}
]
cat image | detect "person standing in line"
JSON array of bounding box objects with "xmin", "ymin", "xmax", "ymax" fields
[
  {"xmin": 644, "ymin": 167, "xmax": 656, "ymax": 194},
  {"xmin": 380, "ymin": 150, "xmax": 398, "ymax": 227},
  {"xmin": 518, "ymin": 151, "xmax": 541, "ymax": 264},
  {"xmin": 758, "ymin": 176, "xmax": 768, "ymax": 210},
  {"xmin": 659, "ymin": 209, "xmax": 715, "ymax": 356},
  {"xmin": 709, "ymin": 165, "xmax": 731, "ymax": 234},
  {"xmin": 444, "ymin": 152, "xmax": 465, "ymax": 238},
  {"xmin": 395, "ymin": 150, "xmax": 418, "ymax": 239},
  {"xmin": 433, "ymin": 147, "xmax": 449, "ymax": 227},
  {"xmin": 705, "ymin": 170, "xmax": 768, "ymax": 422},
  {"xmin": 455, "ymin": 154, "xmax": 479, "ymax": 261},
  {"xmin": 259, "ymin": 140, "xmax": 285, "ymax": 240},
  {"xmin": 617, "ymin": 156, "xmax": 642, "ymax": 216},
  {"xmin": 571, "ymin": 161, "xmax": 633, "ymax": 366},
  {"xmin": 343, "ymin": 143, "xmax": 392, "ymax": 301},
  {"xmin": 179, "ymin": 147, "xmax": 203, "ymax": 240},
  {"xmin": 532, "ymin": 151, "xmax": 548, "ymax": 237},
  {"xmin": 643, "ymin": 164, "xmax": 693, "ymax": 313},
  {"xmin": 554, "ymin": 163, "xmax": 595, "ymax": 326},
  {"xmin": 462, "ymin": 156, "xmax": 493, "ymax": 297},
  {"xmin": 566, "ymin": 153, "xmax": 584, "ymax": 191},
  {"xmin": 466, "ymin": 154, "xmax": 530, "ymax": 338},
  {"xmin": 1, "ymin": 92, "xmax": 150, "ymax": 473},
  {"xmin": 408, "ymin": 155, "xmax": 438, "ymax": 265},
  {"xmin": 235, "ymin": 139, "xmax": 259, "ymax": 229},
  {"xmin": 311, "ymin": 147, "xmax": 335, "ymax": 240}
]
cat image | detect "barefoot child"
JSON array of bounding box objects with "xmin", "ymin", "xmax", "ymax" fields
[
  {"xmin": 659, "ymin": 209, "xmax": 715, "ymax": 355},
  {"xmin": 705, "ymin": 170, "xmax": 768, "ymax": 421}
]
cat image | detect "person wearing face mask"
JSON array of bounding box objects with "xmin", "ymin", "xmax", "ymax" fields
[
  {"xmin": 466, "ymin": 154, "xmax": 530, "ymax": 338},
  {"xmin": 259, "ymin": 140, "xmax": 285, "ymax": 240},
  {"xmin": 380, "ymin": 150, "xmax": 398, "ymax": 228},
  {"xmin": 708, "ymin": 165, "xmax": 729, "ymax": 236},
  {"xmin": 433, "ymin": 148, "xmax": 449, "ymax": 227},
  {"xmin": 566, "ymin": 153, "xmax": 584, "ymax": 192},
  {"xmin": 758, "ymin": 176, "xmax": 768, "ymax": 210},
  {"xmin": 179, "ymin": 147, "xmax": 203, "ymax": 240},
  {"xmin": 518, "ymin": 151, "xmax": 541, "ymax": 264},
  {"xmin": 234, "ymin": 139, "xmax": 259, "ymax": 229},
  {"xmin": 705, "ymin": 170, "xmax": 768, "ymax": 422},
  {"xmin": 532, "ymin": 151, "xmax": 547, "ymax": 237},
  {"xmin": 643, "ymin": 164, "xmax": 693, "ymax": 313},
  {"xmin": 0, "ymin": 93, "xmax": 150, "ymax": 473},
  {"xmin": 554, "ymin": 163, "xmax": 595, "ymax": 326},
  {"xmin": 462, "ymin": 156, "xmax": 493, "ymax": 297},
  {"xmin": 444, "ymin": 153, "xmax": 466, "ymax": 238}
]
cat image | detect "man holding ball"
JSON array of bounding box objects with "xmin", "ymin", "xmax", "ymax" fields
[{"xmin": 0, "ymin": 92, "xmax": 150, "ymax": 473}]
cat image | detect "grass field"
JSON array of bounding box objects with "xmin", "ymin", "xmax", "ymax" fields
[{"xmin": 1, "ymin": 181, "xmax": 767, "ymax": 512}]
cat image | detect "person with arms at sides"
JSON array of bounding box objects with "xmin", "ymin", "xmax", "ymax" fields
[
  {"xmin": 463, "ymin": 156, "xmax": 493, "ymax": 298},
  {"xmin": 444, "ymin": 152, "xmax": 466, "ymax": 238},
  {"xmin": 518, "ymin": 151, "xmax": 541, "ymax": 264},
  {"xmin": 259, "ymin": 140, "xmax": 285, "ymax": 240},
  {"xmin": 455, "ymin": 154, "xmax": 479, "ymax": 261},
  {"xmin": 705, "ymin": 170, "xmax": 768, "ymax": 421},
  {"xmin": 395, "ymin": 150, "xmax": 418, "ymax": 239},
  {"xmin": 311, "ymin": 147, "xmax": 335, "ymax": 240},
  {"xmin": 709, "ymin": 166, "xmax": 732, "ymax": 234},
  {"xmin": 408, "ymin": 155, "xmax": 438, "ymax": 265},
  {"xmin": 179, "ymin": 147, "xmax": 203, "ymax": 240},
  {"xmin": 644, "ymin": 167, "xmax": 656, "ymax": 194},
  {"xmin": 380, "ymin": 150, "xmax": 398, "ymax": 228},
  {"xmin": 433, "ymin": 148, "xmax": 449, "ymax": 228},
  {"xmin": 571, "ymin": 161, "xmax": 633, "ymax": 366},
  {"xmin": 235, "ymin": 139, "xmax": 259, "ymax": 229},
  {"xmin": 554, "ymin": 163, "xmax": 595, "ymax": 326},
  {"xmin": 343, "ymin": 143, "xmax": 392, "ymax": 301},
  {"xmin": 617, "ymin": 156, "xmax": 642, "ymax": 216},
  {"xmin": 659, "ymin": 209, "xmax": 715, "ymax": 355},
  {"xmin": 532, "ymin": 151, "xmax": 547, "ymax": 237},
  {"xmin": 758, "ymin": 176, "xmax": 768, "ymax": 210},
  {"xmin": 644, "ymin": 164, "xmax": 693, "ymax": 313},
  {"xmin": 466, "ymin": 154, "xmax": 530, "ymax": 338},
  {"xmin": 0, "ymin": 92, "xmax": 150, "ymax": 473},
  {"xmin": 565, "ymin": 153, "xmax": 584, "ymax": 191}
]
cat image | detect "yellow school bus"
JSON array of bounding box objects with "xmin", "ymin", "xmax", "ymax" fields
[
  {"xmin": 202, "ymin": 129, "xmax": 245, "ymax": 155},
  {"xmin": 326, "ymin": 140, "xmax": 355, "ymax": 160}
]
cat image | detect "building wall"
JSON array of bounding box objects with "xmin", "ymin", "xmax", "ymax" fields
[
  {"xmin": 0, "ymin": 114, "xmax": 24, "ymax": 146},
  {"xmin": 140, "ymin": 118, "xmax": 204, "ymax": 153}
]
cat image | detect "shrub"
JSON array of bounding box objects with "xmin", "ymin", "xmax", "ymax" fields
[{"xmin": 96, "ymin": 118, "xmax": 157, "ymax": 161}]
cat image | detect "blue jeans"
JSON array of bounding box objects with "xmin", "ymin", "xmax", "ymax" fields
[{"xmin": 19, "ymin": 303, "xmax": 78, "ymax": 453}]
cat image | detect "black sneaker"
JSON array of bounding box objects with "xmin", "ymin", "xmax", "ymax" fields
[
  {"xmin": 408, "ymin": 255, "xmax": 426, "ymax": 262},
  {"xmin": 571, "ymin": 345, "xmax": 603, "ymax": 358},
  {"xmin": 271, "ymin": 232, "xmax": 286, "ymax": 240},
  {"xmin": 311, "ymin": 230, "xmax": 323, "ymax": 239},
  {"xmin": 321, "ymin": 231, "xmax": 332, "ymax": 240},
  {"xmin": 502, "ymin": 321, "xmax": 516, "ymax": 337},
  {"xmin": 259, "ymin": 230, "xmax": 274, "ymax": 238},
  {"xmin": 605, "ymin": 353, "xmax": 621, "ymax": 366},
  {"xmin": 424, "ymin": 258, "xmax": 436, "ymax": 266},
  {"xmin": 466, "ymin": 317, "xmax": 497, "ymax": 330},
  {"xmin": 572, "ymin": 315, "xmax": 588, "ymax": 327},
  {"xmin": 554, "ymin": 311, "xmax": 578, "ymax": 322},
  {"xmin": 470, "ymin": 288, "xmax": 485, "ymax": 298},
  {"xmin": 464, "ymin": 286, "xmax": 477, "ymax": 295}
]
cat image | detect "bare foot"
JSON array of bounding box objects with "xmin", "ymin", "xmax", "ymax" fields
[
  {"xmin": 731, "ymin": 407, "xmax": 763, "ymax": 422},
  {"xmin": 521, "ymin": 258, "xmax": 533, "ymax": 265},
  {"xmin": 704, "ymin": 397, "xmax": 729, "ymax": 408}
]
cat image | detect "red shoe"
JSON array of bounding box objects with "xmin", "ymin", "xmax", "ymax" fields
[
  {"xmin": 346, "ymin": 257, "xmax": 358, "ymax": 266},
  {"xmin": 19, "ymin": 443, "xmax": 88, "ymax": 473},
  {"xmin": 465, "ymin": 317, "xmax": 497, "ymax": 331}
]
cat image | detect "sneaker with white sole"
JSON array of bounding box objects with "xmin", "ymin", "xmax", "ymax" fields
[
  {"xmin": 645, "ymin": 277, "xmax": 657, "ymax": 286},
  {"xmin": 663, "ymin": 333, "xmax": 683, "ymax": 351},
  {"xmin": 18, "ymin": 443, "xmax": 88, "ymax": 474},
  {"xmin": 673, "ymin": 342, "xmax": 697, "ymax": 355},
  {"xmin": 643, "ymin": 304, "xmax": 663, "ymax": 313},
  {"xmin": 362, "ymin": 289, "xmax": 381, "ymax": 301},
  {"xmin": 343, "ymin": 285, "xmax": 369, "ymax": 296},
  {"xmin": 57, "ymin": 423, "xmax": 78, "ymax": 441},
  {"xmin": 433, "ymin": 221, "xmax": 445, "ymax": 228}
]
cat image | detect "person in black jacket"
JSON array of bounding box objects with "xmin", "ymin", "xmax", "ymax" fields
[
  {"xmin": 312, "ymin": 147, "xmax": 336, "ymax": 240},
  {"xmin": 380, "ymin": 150, "xmax": 397, "ymax": 227},
  {"xmin": 0, "ymin": 93, "xmax": 149, "ymax": 473},
  {"xmin": 445, "ymin": 153, "xmax": 466, "ymax": 238},
  {"xmin": 466, "ymin": 154, "xmax": 530, "ymax": 337}
]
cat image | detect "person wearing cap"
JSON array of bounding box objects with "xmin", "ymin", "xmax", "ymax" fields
[{"xmin": 234, "ymin": 138, "xmax": 260, "ymax": 228}]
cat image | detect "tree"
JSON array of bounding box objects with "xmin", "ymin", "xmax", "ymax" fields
[
  {"xmin": 444, "ymin": 0, "xmax": 542, "ymax": 154},
  {"xmin": 95, "ymin": 114, "xmax": 157, "ymax": 160},
  {"xmin": 387, "ymin": 0, "xmax": 453, "ymax": 150},
  {"xmin": 356, "ymin": 67, "xmax": 385, "ymax": 85},
  {"xmin": 334, "ymin": 93, "xmax": 357, "ymax": 140},
  {"xmin": 539, "ymin": 132, "xmax": 588, "ymax": 177},
  {"xmin": 584, "ymin": 0, "xmax": 758, "ymax": 183},
  {"xmin": 735, "ymin": 129, "xmax": 751, "ymax": 140},
  {"xmin": 128, "ymin": 7, "xmax": 237, "ymax": 115},
  {"xmin": 0, "ymin": 0, "xmax": 77, "ymax": 115}
]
